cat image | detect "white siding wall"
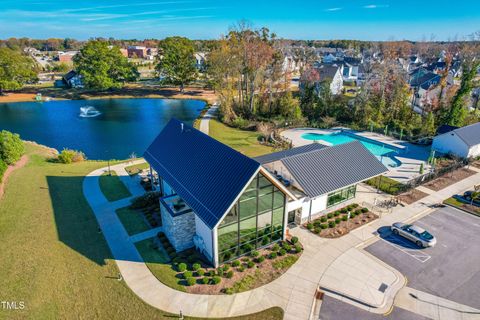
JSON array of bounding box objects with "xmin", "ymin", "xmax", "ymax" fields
[
  {"xmin": 432, "ymin": 133, "xmax": 470, "ymax": 158},
  {"xmin": 467, "ymin": 144, "xmax": 480, "ymax": 158},
  {"xmin": 194, "ymin": 215, "xmax": 214, "ymax": 261}
]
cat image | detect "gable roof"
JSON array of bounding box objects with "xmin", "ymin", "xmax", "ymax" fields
[
  {"xmin": 253, "ymin": 143, "xmax": 327, "ymax": 165},
  {"xmin": 281, "ymin": 141, "xmax": 388, "ymax": 198},
  {"xmin": 144, "ymin": 119, "xmax": 260, "ymax": 229},
  {"xmin": 316, "ymin": 64, "xmax": 341, "ymax": 80},
  {"xmin": 451, "ymin": 122, "xmax": 480, "ymax": 147}
]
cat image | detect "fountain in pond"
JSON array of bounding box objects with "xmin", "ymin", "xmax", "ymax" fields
[{"xmin": 79, "ymin": 106, "xmax": 101, "ymax": 118}]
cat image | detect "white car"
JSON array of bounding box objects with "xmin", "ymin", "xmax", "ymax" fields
[{"xmin": 391, "ymin": 222, "xmax": 436, "ymax": 248}]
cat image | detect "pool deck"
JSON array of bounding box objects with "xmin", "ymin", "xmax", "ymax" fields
[{"xmin": 281, "ymin": 128, "xmax": 431, "ymax": 183}]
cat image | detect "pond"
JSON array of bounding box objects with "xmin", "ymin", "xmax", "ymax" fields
[{"xmin": 0, "ymin": 98, "xmax": 205, "ymax": 159}]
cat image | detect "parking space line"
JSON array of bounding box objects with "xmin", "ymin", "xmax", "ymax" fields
[{"xmin": 378, "ymin": 235, "xmax": 431, "ymax": 263}]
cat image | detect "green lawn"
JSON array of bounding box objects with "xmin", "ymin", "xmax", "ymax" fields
[
  {"xmin": 134, "ymin": 237, "xmax": 186, "ymax": 292},
  {"xmin": 124, "ymin": 162, "xmax": 149, "ymax": 176},
  {"xmin": 0, "ymin": 143, "xmax": 283, "ymax": 319},
  {"xmin": 444, "ymin": 197, "xmax": 480, "ymax": 217},
  {"xmin": 209, "ymin": 120, "xmax": 274, "ymax": 158},
  {"xmin": 365, "ymin": 176, "xmax": 405, "ymax": 195},
  {"xmin": 99, "ymin": 171, "xmax": 132, "ymax": 201},
  {"xmin": 116, "ymin": 206, "xmax": 151, "ymax": 236}
]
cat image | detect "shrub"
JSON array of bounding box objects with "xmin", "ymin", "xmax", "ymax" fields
[
  {"xmin": 238, "ymin": 266, "xmax": 245, "ymax": 272},
  {"xmin": 57, "ymin": 148, "xmax": 85, "ymax": 164},
  {"xmin": 250, "ymin": 250, "xmax": 259, "ymax": 258},
  {"xmin": 130, "ymin": 191, "xmax": 162, "ymax": 209},
  {"xmin": 197, "ymin": 269, "xmax": 205, "ymax": 276},
  {"xmin": 340, "ymin": 208, "xmax": 348, "ymax": 213},
  {"xmin": 177, "ymin": 263, "xmax": 187, "ymax": 272},
  {"xmin": 361, "ymin": 207, "xmax": 369, "ymax": 213},
  {"xmin": 328, "ymin": 221, "xmax": 336, "ymax": 228},
  {"xmin": 232, "ymin": 260, "xmax": 240, "ymax": 267},
  {"xmin": 313, "ymin": 220, "xmax": 321, "ymax": 227},
  {"xmin": 186, "ymin": 277, "xmax": 196, "ymax": 286},
  {"xmin": 269, "ymin": 252, "xmax": 277, "ymax": 259},
  {"xmin": 247, "ymin": 261, "xmax": 255, "ymax": 268},
  {"xmin": 183, "ymin": 271, "xmax": 193, "ymax": 279},
  {"xmin": 231, "ymin": 117, "xmax": 250, "ymax": 129},
  {"xmin": 202, "ymin": 277, "xmax": 209, "ymax": 284},
  {"xmin": 222, "ymin": 264, "xmax": 230, "ymax": 272},
  {"xmin": 212, "ymin": 276, "xmax": 221, "ymax": 284},
  {"xmin": 0, "ymin": 159, "xmax": 6, "ymax": 183},
  {"xmin": 351, "ymin": 203, "xmax": 359, "ymax": 208},
  {"xmin": 225, "ymin": 288, "xmax": 234, "ymax": 295},
  {"xmin": 226, "ymin": 270, "xmax": 234, "ymax": 278},
  {"xmin": 205, "ymin": 270, "xmax": 215, "ymax": 277},
  {"xmin": 335, "ymin": 218, "xmax": 341, "ymax": 224},
  {"xmin": 283, "ymin": 243, "xmax": 291, "ymax": 251},
  {"xmin": 320, "ymin": 216, "xmax": 327, "ymax": 223},
  {"xmin": 295, "ymin": 245, "xmax": 302, "ymax": 253},
  {"xmin": 192, "ymin": 263, "xmax": 201, "ymax": 271},
  {"xmin": 256, "ymin": 256, "xmax": 265, "ymax": 263},
  {"xmin": 342, "ymin": 215, "xmax": 348, "ymax": 221},
  {"xmin": 307, "ymin": 223, "xmax": 314, "ymax": 230},
  {"xmin": 327, "ymin": 213, "xmax": 334, "ymax": 219},
  {"xmin": 320, "ymin": 223, "xmax": 328, "ymax": 229},
  {"xmin": 217, "ymin": 268, "xmax": 224, "ymax": 277},
  {"xmin": 334, "ymin": 211, "xmax": 340, "ymax": 217},
  {"xmin": 279, "ymin": 249, "xmax": 287, "ymax": 256},
  {"xmin": 313, "ymin": 227, "xmax": 321, "ymax": 234},
  {"xmin": 350, "ymin": 212, "xmax": 356, "ymax": 218},
  {"xmin": 0, "ymin": 130, "xmax": 24, "ymax": 165},
  {"xmin": 355, "ymin": 209, "xmax": 362, "ymax": 215},
  {"xmin": 272, "ymin": 243, "xmax": 280, "ymax": 251}
]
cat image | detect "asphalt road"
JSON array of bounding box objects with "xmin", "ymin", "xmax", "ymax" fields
[
  {"xmin": 366, "ymin": 206, "xmax": 480, "ymax": 310},
  {"xmin": 319, "ymin": 295, "xmax": 429, "ymax": 320}
]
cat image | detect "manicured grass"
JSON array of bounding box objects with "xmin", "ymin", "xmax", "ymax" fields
[
  {"xmin": 99, "ymin": 171, "xmax": 132, "ymax": 201},
  {"xmin": 365, "ymin": 176, "xmax": 404, "ymax": 195},
  {"xmin": 0, "ymin": 143, "xmax": 282, "ymax": 319},
  {"xmin": 124, "ymin": 162, "xmax": 149, "ymax": 176},
  {"xmin": 272, "ymin": 255, "xmax": 298, "ymax": 270},
  {"xmin": 134, "ymin": 237, "xmax": 186, "ymax": 292},
  {"xmin": 444, "ymin": 197, "xmax": 480, "ymax": 217},
  {"xmin": 116, "ymin": 206, "xmax": 151, "ymax": 236},
  {"xmin": 208, "ymin": 119, "xmax": 274, "ymax": 158}
]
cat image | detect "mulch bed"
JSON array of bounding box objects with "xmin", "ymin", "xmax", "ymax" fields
[
  {"xmin": 471, "ymin": 161, "xmax": 480, "ymax": 169},
  {"xmin": 398, "ymin": 189, "xmax": 429, "ymax": 205},
  {"xmin": 316, "ymin": 212, "xmax": 378, "ymax": 238},
  {"xmin": 424, "ymin": 168, "xmax": 477, "ymax": 191}
]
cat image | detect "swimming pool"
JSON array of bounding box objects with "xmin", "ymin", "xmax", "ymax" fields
[{"xmin": 301, "ymin": 131, "xmax": 402, "ymax": 167}]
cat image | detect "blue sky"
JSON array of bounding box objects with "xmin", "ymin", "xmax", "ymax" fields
[{"xmin": 0, "ymin": 0, "xmax": 478, "ymax": 40}]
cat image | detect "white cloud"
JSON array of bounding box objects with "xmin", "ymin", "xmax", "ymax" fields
[
  {"xmin": 363, "ymin": 4, "xmax": 389, "ymax": 9},
  {"xmin": 325, "ymin": 7, "xmax": 342, "ymax": 12}
]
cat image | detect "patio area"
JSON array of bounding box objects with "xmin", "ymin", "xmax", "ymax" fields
[{"xmin": 281, "ymin": 128, "xmax": 431, "ymax": 183}]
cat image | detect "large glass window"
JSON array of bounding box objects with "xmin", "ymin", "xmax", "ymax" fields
[
  {"xmin": 217, "ymin": 172, "xmax": 287, "ymax": 263},
  {"xmin": 327, "ymin": 185, "xmax": 357, "ymax": 208}
]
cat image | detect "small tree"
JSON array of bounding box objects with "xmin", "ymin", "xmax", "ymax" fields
[
  {"xmin": 0, "ymin": 48, "xmax": 38, "ymax": 94},
  {"xmin": 0, "ymin": 130, "xmax": 25, "ymax": 165},
  {"xmin": 156, "ymin": 37, "xmax": 197, "ymax": 92}
]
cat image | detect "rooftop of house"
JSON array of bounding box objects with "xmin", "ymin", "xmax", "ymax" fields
[
  {"xmin": 257, "ymin": 141, "xmax": 388, "ymax": 199},
  {"xmin": 316, "ymin": 64, "xmax": 341, "ymax": 80},
  {"xmin": 144, "ymin": 118, "xmax": 260, "ymax": 229},
  {"xmin": 445, "ymin": 122, "xmax": 480, "ymax": 147}
]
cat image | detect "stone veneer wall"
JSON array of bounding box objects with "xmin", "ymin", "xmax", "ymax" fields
[{"xmin": 161, "ymin": 207, "xmax": 196, "ymax": 252}]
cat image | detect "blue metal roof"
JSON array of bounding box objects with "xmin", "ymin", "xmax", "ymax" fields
[{"xmin": 144, "ymin": 118, "xmax": 260, "ymax": 229}]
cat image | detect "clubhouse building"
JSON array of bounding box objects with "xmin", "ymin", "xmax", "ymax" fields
[{"xmin": 144, "ymin": 119, "xmax": 387, "ymax": 267}]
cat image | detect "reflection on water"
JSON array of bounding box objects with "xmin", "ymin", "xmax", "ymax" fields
[{"xmin": 0, "ymin": 98, "xmax": 204, "ymax": 159}]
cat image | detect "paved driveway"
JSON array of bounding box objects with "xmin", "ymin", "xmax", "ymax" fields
[{"xmin": 365, "ymin": 206, "xmax": 480, "ymax": 309}]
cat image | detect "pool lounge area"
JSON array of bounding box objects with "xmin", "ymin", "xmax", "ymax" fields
[{"xmin": 282, "ymin": 128, "xmax": 431, "ymax": 182}]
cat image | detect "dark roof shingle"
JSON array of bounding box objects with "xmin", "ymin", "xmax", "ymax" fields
[
  {"xmin": 144, "ymin": 119, "xmax": 260, "ymax": 229},
  {"xmin": 282, "ymin": 141, "xmax": 388, "ymax": 198}
]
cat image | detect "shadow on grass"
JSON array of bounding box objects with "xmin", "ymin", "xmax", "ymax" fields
[{"xmin": 47, "ymin": 175, "xmax": 113, "ymax": 265}]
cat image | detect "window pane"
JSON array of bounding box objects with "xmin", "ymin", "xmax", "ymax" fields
[
  {"xmin": 219, "ymin": 247, "xmax": 237, "ymax": 263},
  {"xmin": 259, "ymin": 185, "xmax": 273, "ymax": 196},
  {"xmin": 273, "ymin": 191, "xmax": 285, "ymax": 209},
  {"xmin": 239, "ymin": 196, "xmax": 257, "ymax": 220},
  {"xmin": 272, "ymin": 207, "xmax": 284, "ymax": 228},
  {"xmin": 239, "ymin": 216, "xmax": 256, "ymax": 236},
  {"xmin": 218, "ymin": 223, "xmax": 238, "ymax": 252},
  {"xmin": 257, "ymin": 211, "xmax": 272, "ymax": 230},
  {"xmin": 257, "ymin": 233, "xmax": 271, "ymax": 247},
  {"xmin": 258, "ymin": 193, "xmax": 273, "ymax": 213},
  {"xmin": 258, "ymin": 174, "xmax": 271, "ymax": 188},
  {"xmin": 239, "ymin": 240, "xmax": 256, "ymax": 255},
  {"xmin": 220, "ymin": 204, "xmax": 238, "ymax": 227}
]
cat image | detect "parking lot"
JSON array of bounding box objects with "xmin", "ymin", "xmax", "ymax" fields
[{"xmin": 365, "ymin": 206, "xmax": 480, "ymax": 310}]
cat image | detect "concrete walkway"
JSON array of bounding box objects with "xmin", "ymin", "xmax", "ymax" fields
[
  {"xmin": 83, "ymin": 160, "xmax": 480, "ymax": 319},
  {"xmin": 199, "ymin": 105, "xmax": 218, "ymax": 135}
]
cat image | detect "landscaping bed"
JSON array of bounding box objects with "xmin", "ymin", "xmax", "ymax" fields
[
  {"xmin": 129, "ymin": 191, "xmax": 162, "ymax": 227},
  {"xmin": 365, "ymin": 176, "xmax": 404, "ymax": 195},
  {"xmin": 423, "ymin": 168, "xmax": 476, "ymax": 191},
  {"xmin": 304, "ymin": 204, "xmax": 378, "ymax": 238},
  {"xmin": 124, "ymin": 162, "xmax": 149, "ymax": 176},
  {"xmin": 397, "ymin": 189, "xmax": 429, "ymax": 205},
  {"xmin": 98, "ymin": 171, "xmax": 132, "ymax": 201},
  {"xmin": 444, "ymin": 197, "xmax": 480, "ymax": 217},
  {"xmin": 139, "ymin": 232, "xmax": 303, "ymax": 295}
]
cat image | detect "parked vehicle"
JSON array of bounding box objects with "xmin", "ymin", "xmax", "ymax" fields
[
  {"xmin": 463, "ymin": 191, "xmax": 480, "ymax": 206},
  {"xmin": 391, "ymin": 223, "xmax": 436, "ymax": 247}
]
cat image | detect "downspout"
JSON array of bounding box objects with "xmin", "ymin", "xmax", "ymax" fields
[{"xmin": 308, "ymin": 198, "xmax": 313, "ymax": 223}]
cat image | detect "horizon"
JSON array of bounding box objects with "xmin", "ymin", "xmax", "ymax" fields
[{"xmin": 0, "ymin": 0, "xmax": 479, "ymax": 41}]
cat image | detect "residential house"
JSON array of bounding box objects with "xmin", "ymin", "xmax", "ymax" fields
[
  {"xmin": 194, "ymin": 52, "xmax": 206, "ymax": 71},
  {"xmin": 61, "ymin": 70, "xmax": 83, "ymax": 88},
  {"xmin": 144, "ymin": 119, "xmax": 387, "ymax": 266},
  {"xmin": 57, "ymin": 51, "xmax": 78, "ymax": 62},
  {"xmin": 127, "ymin": 46, "xmax": 147, "ymax": 59},
  {"xmin": 432, "ymin": 122, "xmax": 480, "ymax": 159},
  {"xmin": 342, "ymin": 57, "xmax": 362, "ymax": 82},
  {"xmin": 317, "ymin": 64, "xmax": 344, "ymax": 95}
]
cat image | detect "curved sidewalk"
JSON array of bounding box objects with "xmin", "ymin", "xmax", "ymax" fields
[{"xmin": 82, "ymin": 161, "xmax": 408, "ymax": 319}]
